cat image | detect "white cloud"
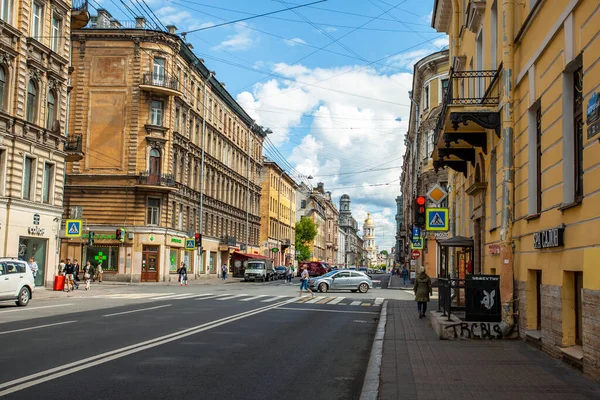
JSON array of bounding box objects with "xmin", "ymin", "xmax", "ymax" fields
[
  {"xmin": 386, "ymin": 49, "xmax": 433, "ymax": 71},
  {"xmin": 433, "ymin": 36, "xmax": 449, "ymax": 49},
  {"xmin": 213, "ymin": 24, "xmax": 255, "ymax": 51},
  {"xmin": 154, "ymin": 6, "xmax": 192, "ymax": 27},
  {"xmin": 284, "ymin": 37, "xmax": 307, "ymax": 47}
]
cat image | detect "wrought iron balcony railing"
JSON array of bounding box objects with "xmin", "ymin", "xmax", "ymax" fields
[
  {"xmin": 72, "ymin": 0, "xmax": 88, "ymax": 12},
  {"xmin": 65, "ymin": 135, "xmax": 83, "ymax": 152},
  {"xmin": 137, "ymin": 171, "xmax": 176, "ymax": 187},
  {"xmin": 141, "ymin": 73, "xmax": 180, "ymax": 91}
]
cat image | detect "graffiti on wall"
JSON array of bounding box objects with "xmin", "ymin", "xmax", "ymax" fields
[{"xmin": 445, "ymin": 322, "xmax": 503, "ymax": 340}]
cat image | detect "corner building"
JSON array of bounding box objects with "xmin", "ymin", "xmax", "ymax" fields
[
  {"xmin": 432, "ymin": 0, "xmax": 600, "ymax": 379},
  {"xmin": 62, "ymin": 10, "xmax": 265, "ymax": 282}
]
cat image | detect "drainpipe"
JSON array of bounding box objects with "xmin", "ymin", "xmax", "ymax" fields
[
  {"xmin": 198, "ymin": 73, "xmax": 211, "ymax": 275},
  {"xmin": 500, "ymin": 0, "xmax": 515, "ymax": 331}
]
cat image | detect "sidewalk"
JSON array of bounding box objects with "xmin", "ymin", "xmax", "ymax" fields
[
  {"xmin": 378, "ymin": 300, "xmax": 600, "ymax": 399},
  {"xmin": 388, "ymin": 274, "xmax": 413, "ymax": 290}
]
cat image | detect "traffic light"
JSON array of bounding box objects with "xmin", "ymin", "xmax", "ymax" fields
[
  {"xmin": 116, "ymin": 228, "xmax": 124, "ymax": 243},
  {"xmin": 415, "ymin": 196, "xmax": 426, "ymax": 227},
  {"xmin": 89, "ymin": 231, "xmax": 95, "ymax": 246},
  {"xmin": 194, "ymin": 233, "xmax": 202, "ymax": 247}
]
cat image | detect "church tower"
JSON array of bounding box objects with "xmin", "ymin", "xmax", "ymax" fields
[{"xmin": 363, "ymin": 213, "xmax": 377, "ymax": 266}]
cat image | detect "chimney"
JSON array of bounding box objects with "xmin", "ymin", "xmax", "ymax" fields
[
  {"xmin": 187, "ymin": 43, "xmax": 194, "ymax": 50},
  {"xmin": 135, "ymin": 17, "xmax": 146, "ymax": 28},
  {"xmin": 221, "ymin": 81, "xmax": 226, "ymax": 88},
  {"xmin": 97, "ymin": 9, "xmax": 111, "ymax": 28},
  {"xmin": 317, "ymin": 182, "xmax": 324, "ymax": 194},
  {"xmin": 166, "ymin": 25, "xmax": 177, "ymax": 34}
]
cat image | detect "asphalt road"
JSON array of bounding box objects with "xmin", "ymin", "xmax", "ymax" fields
[{"xmin": 0, "ymin": 293, "xmax": 381, "ymax": 400}]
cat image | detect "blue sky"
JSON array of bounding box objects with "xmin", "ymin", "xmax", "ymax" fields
[{"xmin": 96, "ymin": 0, "xmax": 447, "ymax": 251}]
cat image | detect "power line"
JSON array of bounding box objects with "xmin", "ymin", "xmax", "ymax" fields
[{"xmin": 182, "ymin": 0, "xmax": 328, "ymax": 35}]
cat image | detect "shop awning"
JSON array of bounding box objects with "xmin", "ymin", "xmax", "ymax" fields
[
  {"xmin": 437, "ymin": 236, "xmax": 474, "ymax": 247},
  {"xmin": 232, "ymin": 252, "xmax": 265, "ymax": 259}
]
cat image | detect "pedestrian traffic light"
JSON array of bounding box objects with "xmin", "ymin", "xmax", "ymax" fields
[
  {"xmin": 89, "ymin": 231, "xmax": 95, "ymax": 246},
  {"xmin": 414, "ymin": 196, "xmax": 426, "ymax": 227},
  {"xmin": 116, "ymin": 228, "xmax": 124, "ymax": 242},
  {"xmin": 194, "ymin": 233, "xmax": 202, "ymax": 246}
]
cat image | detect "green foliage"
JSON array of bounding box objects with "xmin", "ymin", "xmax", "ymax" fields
[
  {"xmin": 380, "ymin": 250, "xmax": 389, "ymax": 256},
  {"xmin": 296, "ymin": 243, "xmax": 311, "ymax": 262},
  {"xmin": 378, "ymin": 263, "xmax": 387, "ymax": 269},
  {"xmin": 296, "ymin": 218, "xmax": 317, "ymax": 245}
]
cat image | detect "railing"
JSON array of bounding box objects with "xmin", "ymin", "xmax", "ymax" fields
[
  {"xmin": 65, "ymin": 135, "xmax": 83, "ymax": 152},
  {"xmin": 137, "ymin": 171, "xmax": 176, "ymax": 187},
  {"xmin": 141, "ymin": 73, "xmax": 180, "ymax": 91},
  {"xmin": 72, "ymin": 0, "xmax": 88, "ymax": 12},
  {"xmin": 438, "ymin": 278, "xmax": 467, "ymax": 321}
]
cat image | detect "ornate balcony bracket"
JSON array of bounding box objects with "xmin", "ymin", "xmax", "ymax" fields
[
  {"xmin": 438, "ymin": 148, "xmax": 476, "ymax": 166},
  {"xmin": 443, "ymin": 132, "xmax": 487, "ymax": 154},
  {"xmin": 433, "ymin": 159, "xmax": 468, "ymax": 178},
  {"xmin": 450, "ymin": 111, "xmax": 501, "ymax": 138},
  {"xmin": 466, "ymin": 0, "xmax": 486, "ymax": 34}
]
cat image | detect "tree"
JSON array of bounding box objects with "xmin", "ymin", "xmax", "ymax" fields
[
  {"xmin": 380, "ymin": 250, "xmax": 389, "ymax": 256},
  {"xmin": 295, "ymin": 218, "xmax": 317, "ymax": 262}
]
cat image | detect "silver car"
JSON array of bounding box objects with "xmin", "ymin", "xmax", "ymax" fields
[{"xmin": 310, "ymin": 270, "xmax": 373, "ymax": 294}]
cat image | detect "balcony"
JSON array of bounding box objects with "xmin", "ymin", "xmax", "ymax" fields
[
  {"xmin": 64, "ymin": 135, "xmax": 84, "ymax": 162},
  {"xmin": 432, "ymin": 68, "xmax": 501, "ymax": 177},
  {"xmin": 139, "ymin": 73, "xmax": 181, "ymax": 97},
  {"xmin": 71, "ymin": 0, "xmax": 90, "ymax": 30},
  {"xmin": 136, "ymin": 171, "xmax": 177, "ymax": 191}
]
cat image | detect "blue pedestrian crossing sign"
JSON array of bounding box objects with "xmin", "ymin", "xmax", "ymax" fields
[
  {"xmin": 426, "ymin": 208, "xmax": 449, "ymax": 231},
  {"xmin": 66, "ymin": 220, "xmax": 82, "ymax": 237},
  {"xmin": 411, "ymin": 236, "xmax": 424, "ymax": 250},
  {"xmin": 185, "ymin": 238, "xmax": 196, "ymax": 250}
]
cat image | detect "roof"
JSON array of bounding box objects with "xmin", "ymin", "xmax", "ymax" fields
[{"xmin": 437, "ymin": 236, "xmax": 474, "ymax": 247}]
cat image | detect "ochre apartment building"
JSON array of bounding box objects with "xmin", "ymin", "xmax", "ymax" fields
[
  {"xmin": 61, "ymin": 10, "xmax": 266, "ymax": 282},
  {"xmin": 431, "ymin": 0, "xmax": 600, "ymax": 379}
]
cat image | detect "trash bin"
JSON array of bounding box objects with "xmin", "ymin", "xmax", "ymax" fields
[{"xmin": 53, "ymin": 275, "xmax": 65, "ymax": 291}]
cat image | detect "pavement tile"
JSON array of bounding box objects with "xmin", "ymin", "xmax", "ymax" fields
[{"xmin": 378, "ymin": 299, "xmax": 600, "ymax": 400}]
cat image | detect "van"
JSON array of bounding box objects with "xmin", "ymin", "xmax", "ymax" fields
[
  {"xmin": 243, "ymin": 259, "xmax": 275, "ymax": 282},
  {"xmin": 298, "ymin": 261, "xmax": 329, "ymax": 277}
]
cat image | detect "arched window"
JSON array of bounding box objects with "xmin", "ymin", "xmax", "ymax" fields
[
  {"xmin": 26, "ymin": 80, "xmax": 37, "ymax": 123},
  {"xmin": 148, "ymin": 148, "xmax": 161, "ymax": 184},
  {"xmin": 0, "ymin": 67, "xmax": 6, "ymax": 110},
  {"xmin": 46, "ymin": 90, "xmax": 56, "ymax": 129}
]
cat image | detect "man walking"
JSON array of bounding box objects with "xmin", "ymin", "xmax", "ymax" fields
[
  {"xmin": 221, "ymin": 263, "xmax": 227, "ymax": 281},
  {"xmin": 96, "ymin": 262, "xmax": 103, "ymax": 283},
  {"xmin": 63, "ymin": 258, "xmax": 75, "ymax": 292},
  {"xmin": 27, "ymin": 257, "xmax": 39, "ymax": 280},
  {"xmin": 73, "ymin": 259, "xmax": 80, "ymax": 289},
  {"xmin": 287, "ymin": 264, "xmax": 293, "ymax": 284},
  {"xmin": 401, "ymin": 267, "xmax": 409, "ymax": 287},
  {"xmin": 298, "ymin": 265, "xmax": 314, "ymax": 298}
]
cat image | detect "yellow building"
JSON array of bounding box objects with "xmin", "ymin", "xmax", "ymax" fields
[
  {"xmin": 259, "ymin": 160, "xmax": 297, "ymax": 266},
  {"xmin": 432, "ymin": 0, "xmax": 600, "ymax": 379},
  {"xmin": 400, "ymin": 49, "xmax": 450, "ymax": 278},
  {"xmin": 297, "ymin": 183, "xmax": 326, "ymax": 262},
  {"xmin": 61, "ymin": 10, "xmax": 266, "ymax": 282}
]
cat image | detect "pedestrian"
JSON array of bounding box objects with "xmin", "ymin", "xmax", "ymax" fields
[
  {"xmin": 27, "ymin": 257, "xmax": 39, "ymax": 279},
  {"xmin": 298, "ymin": 265, "xmax": 314, "ymax": 298},
  {"xmin": 63, "ymin": 258, "xmax": 75, "ymax": 292},
  {"xmin": 73, "ymin": 259, "xmax": 80, "ymax": 289},
  {"xmin": 221, "ymin": 263, "xmax": 227, "ymax": 281},
  {"xmin": 287, "ymin": 264, "xmax": 293, "ymax": 284},
  {"xmin": 96, "ymin": 262, "xmax": 103, "ymax": 283},
  {"xmin": 413, "ymin": 266, "xmax": 432, "ymax": 319},
  {"xmin": 178, "ymin": 262, "xmax": 188, "ymax": 286},
  {"xmin": 58, "ymin": 259, "xmax": 66, "ymax": 276},
  {"xmin": 84, "ymin": 261, "xmax": 92, "ymax": 290},
  {"xmin": 401, "ymin": 267, "xmax": 409, "ymax": 287},
  {"xmin": 291, "ymin": 264, "xmax": 295, "ymax": 279}
]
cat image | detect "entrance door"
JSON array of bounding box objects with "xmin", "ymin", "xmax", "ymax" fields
[
  {"xmin": 141, "ymin": 246, "xmax": 159, "ymax": 282},
  {"xmin": 148, "ymin": 149, "xmax": 161, "ymax": 184},
  {"xmin": 18, "ymin": 237, "xmax": 47, "ymax": 287}
]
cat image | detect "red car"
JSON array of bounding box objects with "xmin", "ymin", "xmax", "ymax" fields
[{"xmin": 298, "ymin": 262, "xmax": 329, "ymax": 277}]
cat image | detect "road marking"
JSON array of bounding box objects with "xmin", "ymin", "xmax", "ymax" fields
[
  {"xmin": 0, "ymin": 320, "xmax": 77, "ymax": 336},
  {"xmin": 103, "ymin": 304, "xmax": 171, "ymax": 317},
  {"xmin": 304, "ymin": 297, "xmax": 323, "ymax": 304},
  {"xmin": 239, "ymin": 295, "xmax": 268, "ymax": 302},
  {"xmin": 0, "ymin": 304, "xmax": 74, "ymax": 314},
  {"xmin": 261, "ymin": 296, "xmax": 286, "ymax": 303},
  {"xmin": 296, "ymin": 296, "xmax": 313, "ymax": 303},
  {"xmin": 216, "ymin": 294, "xmax": 247, "ymax": 301},
  {"xmin": 149, "ymin": 293, "xmax": 194, "ymax": 300},
  {"xmin": 327, "ymin": 297, "xmax": 345, "ymax": 305},
  {"xmin": 362, "ymin": 303, "xmax": 372, "ymax": 307},
  {"xmin": 350, "ymin": 301, "xmax": 362, "ymax": 306},
  {"xmin": 275, "ymin": 307, "xmax": 379, "ymax": 315},
  {"xmin": 0, "ymin": 298, "xmax": 297, "ymax": 396},
  {"xmin": 316, "ymin": 297, "xmax": 335, "ymax": 304},
  {"xmin": 195, "ymin": 294, "xmax": 231, "ymax": 300},
  {"xmin": 173, "ymin": 294, "xmax": 210, "ymax": 300},
  {"xmin": 374, "ymin": 298, "xmax": 384, "ymax": 305}
]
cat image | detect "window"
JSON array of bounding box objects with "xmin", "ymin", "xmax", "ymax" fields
[
  {"xmin": 32, "ymin": 3, "xmax": 43, "ymax": 38},
  {"xmin": 423, "ymin": 85, "xmax": 429, "ymax": 110},
  {"xmin": 42, "ymin": 162, "xmax": 54, "ymax": 204},
  {"xmin": 149, "ymin": 148, "xmax": 160, "ymax": 176},
  {"xmin": 85, "ymin": 246, "xmax": 118, "ymax": 271},
  {"xmin": 182, "ymin": 112, "xmax": 187, "ymax": 134},
  {"xmin": 1, "ymin": 0, "xmax": 11, "ymax": 23},
  {"xmin": 146, "ymin": 198, "xmax": 160, "ymax": 225},
  {"xmin": 301, "ymin": 199, "xmax": 306, "ymax": 209},
  {"xmin": 536, "ymin": 107, "xmax": 542, "ymax": 213},
  {"xmin": 51, "ymin": 16, "xmax": 61, "ymax": 52},
  {"xmin": 0, "ymin": 149, "xmax": 6, "ymax": 195},
  {"xmin": 178, "ymin": 203, "xmax": 183, "ymax": 230},
  {"xmin": 0, "ymin": 67, "xmax": 6, "ymax": 110},
  {"xmin": 573, "ymin": 67, "xmax": 584, "ymax": 200},
  {"xmin": 26, "ymin": 80, "xmax": 37, "ymax": 123},
  {"xmin": 171, "ymin": 201, "xmax": 176, "ymax": 228},
  {"xmin": 46, "ymin": 90, "xmax": 56, "ymax": 129},
  {"xmin": 490, "ymin": 0, "xmax": 498, "ymax": 69},
  {"xmin": 174, "ymin": 108, "xmax": 180, "ymax": 131},
  {"xmin": 23, "ymin": 156, "xmax": 35, "ymax": 200},
  {"xmin": 150, "ymin": 100, "xmax": 163, "ymax": 126},
  {"xmin": 490, "ymin": 150, "xmax": 497, "ymax": 229},
  {"xmin": 441, "ymin": 78, "xmax": 449, "ymax": 100}
]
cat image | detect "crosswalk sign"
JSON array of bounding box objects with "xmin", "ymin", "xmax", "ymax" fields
[
  {"xmin": 66, "ymin": 220, "xmax": 82, "ymax": 237},
  {"xmin": 411, "ymin": 236, "xmax": 424, "ymax": 250},
  {"xmin": 426, "ymin": 208, "xmax": 449, "ymax": 231},
  {"xmin": 185, "ymin": 238, "xmax": 196, "ymax": 250}
]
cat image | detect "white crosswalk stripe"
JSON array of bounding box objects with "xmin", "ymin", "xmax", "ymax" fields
[
  {"xmin": 261, "ymin": 296, "xmax": 285, "ymax": 303},
  {"xmin": 239, "ymin": 295, "xmax": 268, "ymax": 302},
  {"xmin": 196, "ymin": 294, "xmax": 230, "ymax": 300},
  {"xmin": 327, "ymin": 297, "xmax": 345, "ymax": 305},
  {"xmin": 304, "ymin": 297, "xmax": 323, "ymax": 304},
  {"xmin": 216, "ymin": 294, "xmax": 247, "ymax": 301},
  {"xmin": 374, "ymin": 298, "xmax": 384, "ymax": 305},
  {"xmin": 350, "ymin": 301, "xmax": 362, "ymax": 306},
  {"xmin": 150, "ymin": 293, "xmax": 195, "ymax": 300}
]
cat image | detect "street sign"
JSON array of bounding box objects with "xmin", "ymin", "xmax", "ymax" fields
[
  {"xmin": 66, "ymin": 220, "xmax": 82, "ymax": 237},
  {"xmin": 426, "ymin": 208, "xmax": 449, "ymax": 231},
  {"xmin": 411, "ymin": 250, "xmax": 421, "ymax": 259},
  {"xmin": 410, "ymin": 260, "xmax": 417, "ymax": 266},
  {"xmin": 185, "ymin": 238, "xmax": 196, "ymax": 250},
  {"xmin": 426, "ymin": 184, "xmax": 448, "ymax": 205},
  {"xmin": 412, "ymin": 227, "xmax": 421, "ymax": 238},
  {"xmin": 411, "ymin": 236, "xmax": 424, "ymax": 250}
]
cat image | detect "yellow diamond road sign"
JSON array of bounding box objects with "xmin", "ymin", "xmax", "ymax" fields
[{"xmin": 427, "ymin": 184, "xmax": 448, "ymax": 205}]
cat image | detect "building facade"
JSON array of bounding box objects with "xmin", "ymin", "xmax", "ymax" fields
[
  {"xmin": 336, "ymin": 227, "xmax": 346, "ymax": 266},
  {"xmin": 394, "ymin": 195, "xmax": 405, "ymax": 266},
  {"xmin": 259, "ymin": 160, "xmax": 297, "ymax": 266},
  {"xmin": 62, "ymin": 10, "xmax": 266, "ymax": 282},
  {"xmin": 296, "ymin": 183, "xmax": 325, "ymax": 261},
  {"xmin": 323, "ymin": 189, "xmax": 339, "ymax": 265},
  {"xmin": 0, "ymin": 0, "xmax": 87, "ymax": 287},
  {"xmin": 363, "ymin": 213, "xmax": 377, "ymax": 267},
  {"xmin": 432, "ymin": 0, "xmax": 600, "ymax": 379},
  {"xmin": 338, "ymin": 194, "xmax": 361, "ymax": 266}
]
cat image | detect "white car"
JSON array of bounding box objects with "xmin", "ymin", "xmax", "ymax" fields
[{"xmin": 0, "ymin": 258, "xmax": 35, "ymax": 306}]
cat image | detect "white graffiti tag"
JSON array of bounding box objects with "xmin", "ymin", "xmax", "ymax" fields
[{"xmin": 481, "ymin": 290, "xmax": 496, "ymax": 310}]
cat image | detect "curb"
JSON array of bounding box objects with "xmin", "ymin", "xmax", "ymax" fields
[{"xmin": 359, "ymin": 300, "xmax": 388, "ymax": 400}]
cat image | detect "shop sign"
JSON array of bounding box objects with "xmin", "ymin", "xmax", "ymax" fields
[
  {"xmin": 488, "ymin": 244, "xmax": 501, "ymax": 255},
  {"xmin": 33, "ymin": 213, "xmax": 40, "ymax": 225},
  {"xmin": 533, "ymin": 226, "xmax": 564, "ymax": 249},
  {"xmin": 588, "ymin": 92, "xmax": 600, "ymax": 139},
  {"xmin": 28, "ymin": 226, "xmax": 46, "ymax": 236},
  {"xmin": 433, "ymin": 232, "xmax": 449, "ymax": 240},
  {"xmin": 171, "ymin": 237, "xmax": 183, "ymax": 244}
]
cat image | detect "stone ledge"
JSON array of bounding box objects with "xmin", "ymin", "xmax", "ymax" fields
[{"xmin": 430, "ymin": 310, "xmax": 516, "ymax": 340}]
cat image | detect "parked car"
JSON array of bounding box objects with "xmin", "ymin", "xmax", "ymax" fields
[
  {"xmin": 298, "ymin": 261, "xmax": 329, "ymax": 277},
  {"xmin": 243, "ymin": 259, "xmax": 275, "ymax": 282},
  {"xmin": 359, "ymin": 267, "xmax": 368, "ymax": 273},
  {"xmin": 375, "ymin": 269, "xmax": 384, "ymax": 274},
  {"xmin": 0, "ymin": 258, "xmax": 35, "ymax": 306},
  {"xmin": 367, "ymin": 268, "xmax": 374, "ymax": 274},
  {"xmin": 309, "ymin": 270, "xmax": 373, "ymax": 293},
  {"xmin": 274, "ymin": 266, "xmax": 287, "ymax": 280}
]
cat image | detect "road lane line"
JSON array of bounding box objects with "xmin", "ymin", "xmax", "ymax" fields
[
  {"xmin": 0, "ymin": 297, "xmax": 298, "ymax": 396},
  {"xmin": 275, "ymin": 307, "xmax": 379, "ymax": 315},
  {"xmin": 261, "ymin": 296, "xmax": 286, "ymax": 303},
  {"xmin": 327, "ymin": 297, "xmax": 345, "ymax": 305},
  {"xmin": 0, "ymin": 320, "xmax": 77, "ymax": 336},
  {"xmin": 103, "ymin": 304, "xmax": 171, "ymax": 317},
  {"xmin": 316, "ymin": 297, "xmax": 335, "ymax": 304},
  {"xmin": 216, "ymin": 294, "xmax": 247, "ymax": 301},
  {"xmin": 0, "ymin": 304, "xmax": 74, "ymax": 314},
  {"xmin": 239, "ymin": 295, "xmax": 268, "ymax": 302},
  {"xmin": 350, "ymin": 301, "xmax": 362, "ymax": 306}
]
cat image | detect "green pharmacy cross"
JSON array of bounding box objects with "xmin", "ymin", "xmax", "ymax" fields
[
  {"xmin": 94, "ymin": 252, "xmax": 107, "ymax": 262},
  {"xmin": 170, "ymin": 255, "xmax": 176, "ymax": 266}
]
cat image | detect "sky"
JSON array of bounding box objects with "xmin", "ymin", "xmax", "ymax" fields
[{"xmin": 94, "ymin": 0, "xmax": 447, "ymax": 252}]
